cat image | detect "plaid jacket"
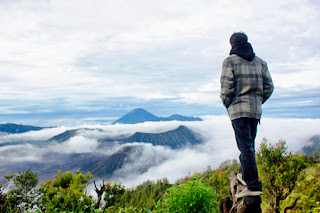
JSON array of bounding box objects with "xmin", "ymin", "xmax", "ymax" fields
[{"xmin": 220, "ymin": 54, "xmax": 274, "ymax": 120}]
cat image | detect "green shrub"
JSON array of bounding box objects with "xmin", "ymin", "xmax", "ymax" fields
[
  {"xmin": 37, "ymin": 170, "xmax": 94, "ymax": 212},
  {"xmin": 257, "ymin": 139, "xmax": 308, "ymax": 213},
  {"xmin": 4, "ymin": 169, "xmax": 38, "ymax": 212},
  {"xmin": 163, "ymin": 174, "xmax": 219, "ymax": 213}
]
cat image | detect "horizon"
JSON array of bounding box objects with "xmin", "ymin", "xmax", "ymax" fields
[{"xmin": 1, "ymin": 1, "xmax": 320, "ymax": 126}]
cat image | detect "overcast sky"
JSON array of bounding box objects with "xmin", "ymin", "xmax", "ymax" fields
[{"xmin": 1, "ymin": 0, "xmax": 319, "ymax": 126}]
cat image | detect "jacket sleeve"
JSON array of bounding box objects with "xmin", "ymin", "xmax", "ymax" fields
[
  {"xmin": 262, "ymin": 63, "xmax": 274, "ymax": 104},
  {"xmin": 220, "ymin": 59, "xmax": 234, "ymax": 108}
]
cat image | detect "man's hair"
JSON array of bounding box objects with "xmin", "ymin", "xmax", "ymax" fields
[{"xmin": 230, "ymin": 32, "xmax": 248, "ymax": 45}]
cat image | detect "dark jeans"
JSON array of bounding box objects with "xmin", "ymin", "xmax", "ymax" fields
[{"xmin": 232, "ymin": 117, "xmax": 262, "ymax": 191}]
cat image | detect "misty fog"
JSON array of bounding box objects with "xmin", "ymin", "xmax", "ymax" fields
[{"xmin": 0, "ymin": 116, "xmax": 319, "ymax": 189}]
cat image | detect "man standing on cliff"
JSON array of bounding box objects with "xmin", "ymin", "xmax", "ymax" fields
[{"xmin": 220, "ymin": 32, "xmax": 274, "ymax": 198}]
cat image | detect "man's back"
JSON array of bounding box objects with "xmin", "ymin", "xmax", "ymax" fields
[{"xmin": 220, "ymin": 54, "xmax": 273, "ymax": 120}]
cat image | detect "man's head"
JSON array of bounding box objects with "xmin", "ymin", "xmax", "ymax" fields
[{"xmin": 230, "ymin": 32, "xmax": 248, "ymax": 47}]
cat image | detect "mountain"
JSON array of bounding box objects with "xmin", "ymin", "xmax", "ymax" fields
[
  {"xmin": 82, "ymin": 125, "xmax": 203, "ymax": 178},
  {"xmin": 81, "ymin": 145, "xmax": 142, "ymax": 178},
  {"xmin": 112, "ymin": 108, "xmax": 159, "ymax": 124},
  {"xmin": 81, "ymin": 144, "xmax": 169, "ymax": 178},
  {"xmin": 299, "ymin": 135, "xmax": 320, "ymax": 155},
  {"xmin": 0, "ymin": 123, "xmax": 44, "ymax": 134},
  {"xmin": 122, "ymin": 125, "xmax": 202, "ymax": 149},
  {"xmin": 47, "ymin": 129, "xmax": 79, "ymax": 143},
  {"xmin": 46, "ymin": 125, "xmax": 202, "ymax": 148},
  {"xmin": 47, "ymin": 128, "xmax": 103, "ymax": 143},
  {"xmin": 112, "ymin": 108, "xmax": 202, "ymax": 124},
  {"xmin": 160, "ymin": 114, "xmax": 202, "ymax": 122}
]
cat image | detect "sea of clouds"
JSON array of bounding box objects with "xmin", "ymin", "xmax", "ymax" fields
[{"xmin": 0, "ymin": 116, "xmax": 319, "ymax": 190}]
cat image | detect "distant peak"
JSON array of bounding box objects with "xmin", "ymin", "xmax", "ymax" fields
[
  {"xmin": 130, "ymin": 108, "xmax": 148, "ymax": 113},
  {"xmin": 112, "ymin": 108, "xmax": 159, "ymax": 124},
  {"xmin": 113, "ymin": 108, "xmax": 202, "ymax": 124}
]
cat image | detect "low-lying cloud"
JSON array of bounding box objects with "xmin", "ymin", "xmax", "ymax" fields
[{"xmin": 0, "ymin": 116, "xmax": 319, "ymax": 189}]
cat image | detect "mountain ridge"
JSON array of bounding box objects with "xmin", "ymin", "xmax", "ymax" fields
[
  {"xmin": 112, "ymin": 108, "xmax": 202, "ymax": 124},
  {"xmin": 81, "ymin": 125, "xmax": 203, "ymax": 178},
  {"xmin": 0, "ymin": 123, "xmax": 44, "ymax": 134},
  {"xmin": 299, "ymin": 135, "xmax": 320, "ymax": 155},
  {"xmin": 122, "ymin": 125, "xmax": 202, "ymax": 149}
]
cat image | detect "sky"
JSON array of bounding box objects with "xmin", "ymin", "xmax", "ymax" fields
[{"xmin": 0, "ymin": 0, "xmax": 320, "ymax": 126}]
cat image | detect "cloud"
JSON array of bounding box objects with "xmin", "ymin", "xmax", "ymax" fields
[
  {"xmin": 0, "ymin": 126, "xmax": 70, "ymax": 144},
  {"xmin": 0, "ymin": 116, "xmax": 320, "ymax": 191},
  {"xmin": 0, "ymin": 144, "xmax": 45, "ymax": 163},
  {"xmin": 105, "ymin": 116, "xmax": 320, "ymax": 188},
  {"xmin": 51, "ymin": 136, "xmax": 99, "ymax": 154}
]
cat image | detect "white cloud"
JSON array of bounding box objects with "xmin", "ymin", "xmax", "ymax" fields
[
  {"xmin": 0, "ymin": 126, "xmax": 70, "ymax": 143},
  {"xmin": 107, "ymin": 116, "xmax": 320, "ymax": 187},
  {"xmin": 0, "ymin": 117, "xmax": 319, "ymax": 190},
  {"xmin": 52, "ymin": 136, "xmax": 99, "ymax": 154},
  {"xmin": 0, "ymin": 144, "xmax": 45, "ymax": 163},
  {"xmin": 271, "ymin": 57, "xmax": 320, "ymax": 90}
]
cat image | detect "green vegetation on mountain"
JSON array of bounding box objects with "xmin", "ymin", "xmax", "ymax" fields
[{"xmin": 1, "ymin": 139, "xmax": 320, "ymax": 213}]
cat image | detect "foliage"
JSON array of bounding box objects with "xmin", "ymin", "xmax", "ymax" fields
[
  {"xmin": 37, "ymin": 170, "xmax": 95, "ymax": 212},
  {"xmin": 163, "ymin": 174, "xmax": 219, "ymax": 213},
  {"xmin": 283, "ymin": 163, "xmax": 320, "ymax": 212},
  {"xmin": 0, "ymin": 174, "xmax": 14, "ymax": 212},
  {"xmin": 2, "ymin": 138, "xmax": 320, "ymax": 213},
  {"xmin": 103, "ymin": 182, "xmax": 125, "ymax": 210},
  {"xmin": 257, "ymin": 139, "xmax": 308, "ymax": 213},
  {"xmin": 303, "ymin": 150, "xmax": 320, "ymax": 164},
  {"xmin": 118, "ymin": 206, "xmax": 153, "ymax": 213},
  {"xmin": 104, "ymin": 178, "xmax": 171, "ymax": 212},
  {"xmin": 218, "ymin": 159, "xmax": 241, "ymax": 173},
  {"xmin": 13, "ymin": 169, "xmax": 38, "ymax": 195},
  {"xmin": 205, "ymin": 169, "xmax": 230, "ymax": 200},
  {"xmin": 200, "ymin": 160, "xmax": 240, "ymax": 200},
  {"xmin": 4, "ymin": 169, "xmax": 38, "ymax": 212}
]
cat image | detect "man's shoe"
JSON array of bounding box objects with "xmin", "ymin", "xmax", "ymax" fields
[
  {"xmin": 237, "ymin": 173, "xmax": 247, "ymax": 186},
  {"xmin": 235, "ymin": 187, "xmax": 262, "ymax": 198}
]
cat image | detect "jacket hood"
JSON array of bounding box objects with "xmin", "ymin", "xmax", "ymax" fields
[{"xmin": 230, "ymin": 42, "xmax": 255, "ymax": 61}]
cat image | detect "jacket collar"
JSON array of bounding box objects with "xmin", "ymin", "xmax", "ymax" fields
[{"xmin": 230, "ymin": 42, "xmax": 255, "ymax": 61}]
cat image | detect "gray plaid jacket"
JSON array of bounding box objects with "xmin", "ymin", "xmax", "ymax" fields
[{"xmin": 220, "ymin": 54, "xmax": 274, "ymax": 120}]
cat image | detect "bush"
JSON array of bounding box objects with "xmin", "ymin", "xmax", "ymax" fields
[
  {"xmin": 37, "ymin": 170, "xmax": 94, "ymax": 212},
  {"xmin": 5, "ymin": 169, "xmax": 38, "ymax": 211},
  {"xmin": 163, "ymin": 174, "xmax": 219, "ymax": 213},
  {"xmin": 257, "ymin": 139, "xmax": 308, "ymax": 213}
]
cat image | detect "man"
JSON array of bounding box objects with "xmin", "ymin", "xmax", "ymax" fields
[{"xmin": 220, "ymin": 32, "xmax": 274, "ymax": 198}]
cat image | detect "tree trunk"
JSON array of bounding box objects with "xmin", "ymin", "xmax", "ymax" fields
[{"xmin": 94, "ymin": 180, "xmax": 106, "ymax": 209}]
